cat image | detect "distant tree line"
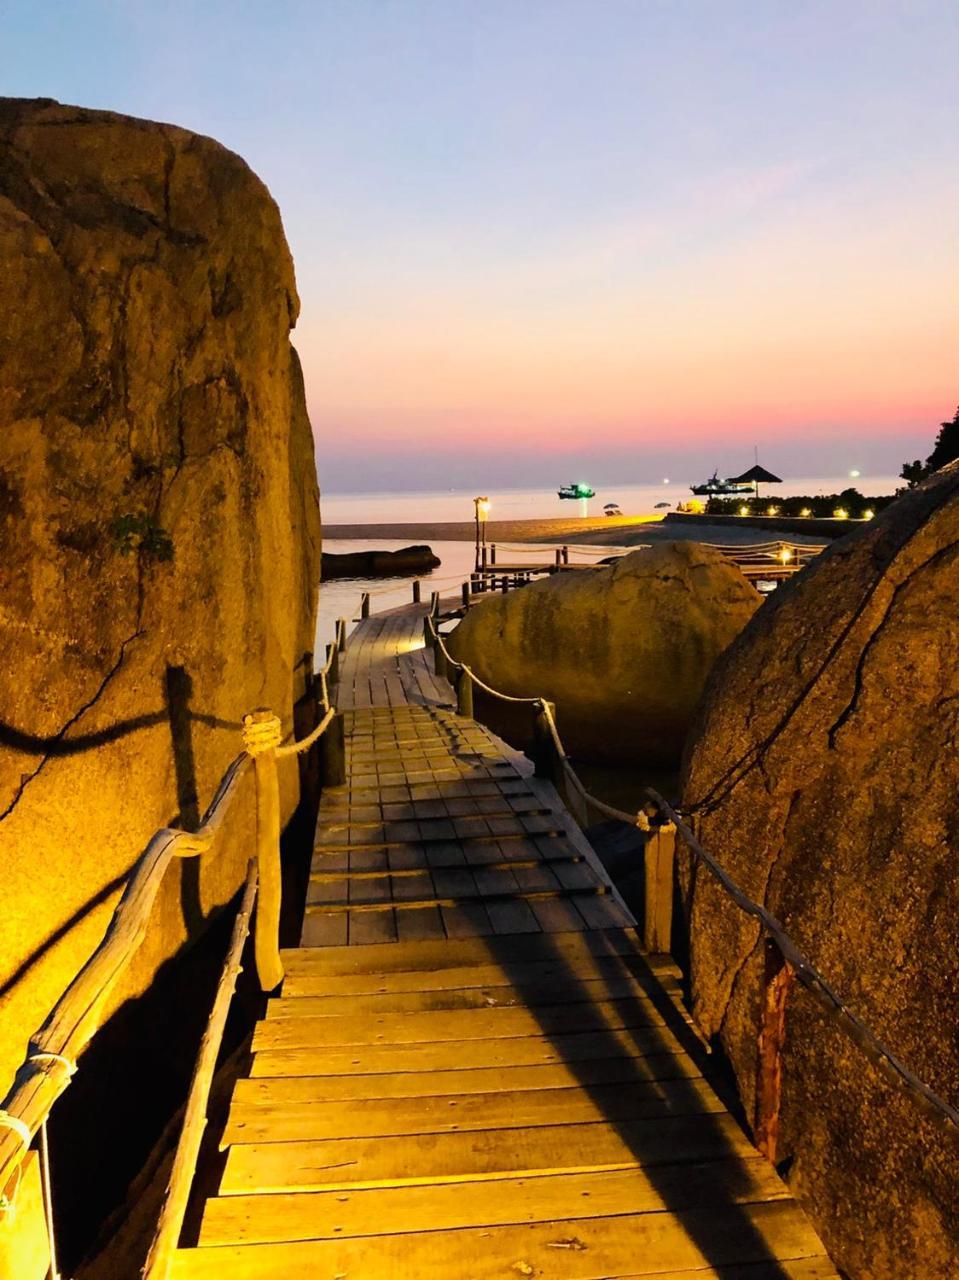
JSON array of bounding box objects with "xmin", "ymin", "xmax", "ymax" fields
[{"xmin": 901, "ymin": 406, "xmax": 959, "ymax": 487}]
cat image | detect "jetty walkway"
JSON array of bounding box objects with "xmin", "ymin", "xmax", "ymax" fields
[{"xmin": 171, "ymin": 603, "xmax": 837, "ymax": 1278}]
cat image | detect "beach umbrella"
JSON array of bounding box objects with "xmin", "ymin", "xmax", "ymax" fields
[{"xmin": 730, "ymin": 464, "xmax": 782, "ymax": 498}]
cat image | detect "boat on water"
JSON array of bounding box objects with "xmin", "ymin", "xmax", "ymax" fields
[
  {"xmin": 690, "ymin": 470, "xmax": 755, "ymax": 496},
  {"xmin": 558, "ymin": 482, "xmax": 595, "ymax": 499}
]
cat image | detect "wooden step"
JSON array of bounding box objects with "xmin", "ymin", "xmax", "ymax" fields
[
  {"xmin": 197, "ymin": 1156, "xmax": 785, "ymax": 1245},
  {"xmin": 283, "ymin": 927, "xmax": 643, "ymax": 975},
  {"xmin": 236, "ymin": 1050, "xmax": 701, "ymax": 1104},
  {"xmin": 219, "ymin": 1111, "xmax": 762, "ymax": 1194},
  {"xmin": 250, "ymin": 1025, "xmax": 695, "ymax": 1079},
  {"xmin": 222, "ymin": 1077, "xmax": 726, "ymax": 1145},
  {"xmin": 268, "ymin": 972, "xmax": 672, "ymax": 1019},
  {"xmin": 303, "ymin": 884, "xmax": 606, "ymax": 915},
  {"xmin": 281, "ymin": 949, "xmax": 680, "ymax": 998},
  {"xmin": 252, "ymin": 995, "xmax": 672, "ymax": 1051}
]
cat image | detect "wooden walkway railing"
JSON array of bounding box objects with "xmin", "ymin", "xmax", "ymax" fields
[
  {"xmin": 0, "ymin": 613, "xmax": 358, "ymax": 1278},
  {"xmin": 425, "ymin": 607, "xmax": 959, "ymax": 1154}
]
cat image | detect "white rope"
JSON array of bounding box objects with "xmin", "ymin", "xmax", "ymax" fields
[
  {"xmin": 241, "ymin": 714, "xmax": 283, "ymax": 755},
  {"xmin": 28, "ymin": 1052, "xmax": 77, "ymax": 1079},
  {"xmin": 0, "ymin": 1111, "xmax": 31, "ymax": 1150}
]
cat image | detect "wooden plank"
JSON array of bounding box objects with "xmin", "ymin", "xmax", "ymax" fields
[
  {"xmin": 250, "ymin": 1025, "xmax": 693, "ymax": 1078},
  {"xmin": 281, "ymin": 951, "xmax": 680, "ymax": 999},
  {"xmin": 236, "ymin": 1050, "xmax": 701, "ymax": 1104},
  {"xmin": 252, "ymin": 995, "xmax": 670, "ymax": 1051},
  {"xmin": 179, "ymin": 1202, "xmax": 834, "ymax": 1278},
  {"xmin": 220, "ymin": 1110, "xmax": 762, "ymax": 1194},
  {"xmin": 223, "ymin": 1077, "xmax": 726, "ymax": 1144},
  {"xmin": 266, "ymin": 972, "xmax": 678, "ymax": 1019},
  {"xmin": 284, "ymin": 927, "xmax": 644, "ymax": 973},
  {"xmin": 198, "ymin": 1156, "xmax": 787, "ymax": 1245}
]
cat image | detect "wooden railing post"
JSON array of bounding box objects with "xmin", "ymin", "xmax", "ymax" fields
[
  {"xmin": 429, "ymin": 591, "xmax": 440, "ymax": 615},
  {"xmin": 643, "ymin": 821, "xmax": 675, "ymax": 953},
  {"xmin": 532, "ymin": 700, "xmax": 559, "ymax": 783},
  {"xmin": 461, "ymin": 581, "xmax": 470, "ymax": 609},
  {"xmin": 754, "ymin": 937, "xmax": 795, "ymax": 1163},
  {"xmin": 319, "ymin": 711, "xmax": 347, "ymax": 787},
  {"xmin": 562, "ymin": 545, "xmax": 569, "ymax": 565},
  {"xmin": 242, "ymin": 710, "xmax": 284, "ymax": 991},
  {"xmin": 412, "ymin": 579, "xmax": 421, "ymax": 604},
  {"xmin": 423, "ymin": 617, "xmax": 434, "ymax": 650},
  {"xmin": 337, "ymin": 618, "xmax": 347, "ymax": 652},
  {"xmin": 490, "ymin": 544, "xmax": 497, "ymax": 565},
  {"xmin": 361, "ymin": 592, "xmax": 370, "ymax": 619},
  {"xmin": 326, "ymin": 641, "xmax": 339, "ymax": 687},
  {"xmin": 455, "ymin": 666, "xmax": 474, "ymax": 718},
  {"xmin": 434, "ymin": 637, "xmax": 448, "ymax": 681}
]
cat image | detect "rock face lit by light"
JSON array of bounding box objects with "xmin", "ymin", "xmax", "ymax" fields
[
  {"xmin": 682, "ymin": 463, "xmax": 959, "ymax": 1279},
  {"xmin": 0, "ymin": 99, "xmax": 321, "ymax": 1100}
]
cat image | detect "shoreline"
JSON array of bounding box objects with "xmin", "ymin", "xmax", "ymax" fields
[{"xmin": 323, "ymin": 514, "xmax": 839, "ymax": 548}]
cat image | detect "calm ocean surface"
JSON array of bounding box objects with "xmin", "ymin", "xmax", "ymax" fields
[{"xmin": 314, "ymin": 473, "xmax": 899, "ymax": 654}]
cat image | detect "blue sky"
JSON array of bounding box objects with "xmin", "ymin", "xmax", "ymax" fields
[{"xmin": 2, "ymin": 1, "xmax": 956, "ymax": 490}]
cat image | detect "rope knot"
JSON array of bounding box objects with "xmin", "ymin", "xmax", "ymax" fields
[{"xmin": 242, "ymin": 712, "xmax": 282, "ymax": 756}]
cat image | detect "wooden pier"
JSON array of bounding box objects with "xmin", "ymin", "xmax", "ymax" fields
[{"xmin": 171, "ymin": 603, "xmax": 837, "ymax": 1278}]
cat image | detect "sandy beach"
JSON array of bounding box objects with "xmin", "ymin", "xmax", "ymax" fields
[{"xmin": 322, "ymin": 514, "xmax": 832, "ymax": 548}]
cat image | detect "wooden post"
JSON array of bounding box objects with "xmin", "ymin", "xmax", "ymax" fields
[
  {"xmin": 555, "ymin": 548, "xmax": 562, "ymax": 566},
  {"xmin": 481, "ymin": 544, "xmax": 488, "ymax": 569},
  {"xmin": 434, "ymin": 638, "xmax": 448, "ymax": 681},
  {"xmin": 361, "ymin": 592, "xmax": 370, "ymax": 619},
  {"xmin": 412, "ymin": 579, "xmax": 421, "ymax": 604},
  {"xmin": 461, "ymin": 581, "xmax": 470, "ymax": 609},
  {"xmin": 643, "ymin": 822, "xmax": 675, "ymax": 953},
  {"xmin": 326, "ymin": 641, "xmax": 339, "ymax": 686},
  {"xmin": 501, "ymin": 575, "xmax": 509, "ymax": 594},
  {"xmin": 754, "ymin": 938, "xmax": 795, "ymax": 1163},
  {"xmin": 562, "ymin": 545, "xmax": 569, "ymax": 564},
  {"xmin": 532, "ymin": 700, "xmax": 559, "ymax": 782},
  {"xmin": 490, "ymin": 544, "xmax": 497, "ymax": 565},
  {"xmin": 430, "ymin": 591, "xmax": 440, "ymax": 615},
  {"xmin": 319, "ymin": 711, "xmax": 347, "ymax": 787},
  {"xmin": 423, "ymin": 617, "xmax": 434, "ymax": 649},
  {"xmin": 245, "ymin": 711, "xmax": 284, "ymax": 991},
  {"xmin": 455, "ymin": 666, "xmax": 474, "ymax": 718},
  {"xmin": 336, "ymin": 618, "xmax": 347, "ymax": 652}
]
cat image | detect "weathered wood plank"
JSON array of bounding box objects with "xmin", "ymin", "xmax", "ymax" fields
[
  {"xmin": 223, "ymin": 1077, "xmax": 726, "ymax": 1144},
  {"xmin": 265, "ymin": 973, "xmax": 681, "ymax": 1019},
  {"xmin": 236, "ymin": 1050, "xmax": 701, "ymax": 1104},
  {"xmin": 220, "ymin": 1111, "xmax": 762, "ymax": 1194},
  {"xmin": 281, "ymin": 950, "xmax": 680, "ymax": 998},
  {"xmin": 284, "ymin": 927, "xmax": 644, "ymax": 972},
  {"xmin": 175, "ymin": 1199, "xmax": 831, "ymax": 1278},
  {"xmin": 250, "ymin": 1024, "xmax": 693, "ymax": 1078},
  {"xmin": 198, "ymin": 1156, "xmax": 786, "ymax": 1245},
  {"xmin": 252, "ymin": 995, "xmax": 671, "ymax": 1050}
]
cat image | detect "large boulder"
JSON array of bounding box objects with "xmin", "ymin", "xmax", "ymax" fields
[
  {"xmin": 322, "ymin": 544, "xmax": 440, "ymax": 579},
  {"xmin": 682, "ymin": 463, "xmax": 959, "ymax": 1278},
  {"xmin": 448, "ymin": 542, "xmax": 761, "ymax": 763},
  {"xmin": 0, "ymin": 100, "xmax": 321, "ymax": 1104}
]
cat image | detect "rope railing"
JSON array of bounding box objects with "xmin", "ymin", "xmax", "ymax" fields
[
  {"xmin": 0, "ymin": 596, "xmax": 360, "ymax": 1270},
  {"xmin": 424, "ymin": 612, "xmax": 959, "ymax": 1155}
]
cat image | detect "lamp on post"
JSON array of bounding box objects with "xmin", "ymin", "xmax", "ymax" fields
[{"xmin": 473, "ymin": 496, "xmax": 490, "ymax": 572}]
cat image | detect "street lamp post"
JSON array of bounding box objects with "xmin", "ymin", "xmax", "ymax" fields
[{"xmin": 473, "ymin": 496, "xmax": 490, "ymax": 574}]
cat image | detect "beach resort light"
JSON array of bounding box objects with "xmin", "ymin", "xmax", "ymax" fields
[
  {"xmin": 738, "ymin": 505, "xmax": 749, "ymax": 516},
  {"xmin": 779, "ymin": 547, "xmax": 793, "ymax": 564},
  {"xmin": 766, "ymin": 505, "xmax": 779, "ymax": 516},
  {"xmin": 863, "ymin": 508, "xmax": 875, "ymax": 520},
  {"xmin": 834, "ymin": 507, "xmax": 849, "ymax": 520},
  {"xmin": 800, "ymin": 507, "xmax": 812, "ymax": 517}
]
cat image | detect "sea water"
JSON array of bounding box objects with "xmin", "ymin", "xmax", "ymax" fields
[{"xmin": 314, "ymin": 474, "xmax": 900, "ymax": 653}]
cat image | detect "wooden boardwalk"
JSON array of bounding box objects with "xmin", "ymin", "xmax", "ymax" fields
[{"xmin": 172, "ymin": 605, "xmax": 837, "ymax": 1278}]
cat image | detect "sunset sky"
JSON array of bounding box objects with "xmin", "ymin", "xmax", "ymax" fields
[{"xmin": 3, "ymin": 1, "xmax": 956, "ymax": 490}]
